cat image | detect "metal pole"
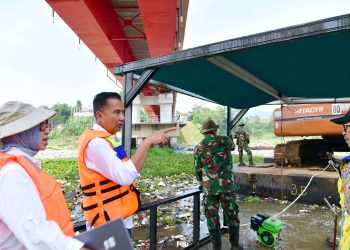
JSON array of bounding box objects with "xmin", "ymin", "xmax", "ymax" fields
[
  {"xmin": 193, "ymin": 192, "xmax": 200, "ymax": 246},
  {"xmin": 228, "ymin": 109, "xmax": 249, "ymax": 131},
  {"xmin": 224, "ymin": 106, "xmax": 231, "ymax": 227},
  {"xmin": 123, "ymin": 72, "xmax": 133, "ymax": 157},
  {"xmin": 227, "ymin": 107, "xmax": 231, "ymax": 137},
  {"xmin": 149, "ymin": 206, "xmax": 158, "ymax": 250},
  {"xmin": 333, "ymin": 213, "xmax": 338, "ymax": 250},
  {"xmin": 324, "ymin": 197, "xmax": 338, "ymax": 250}
]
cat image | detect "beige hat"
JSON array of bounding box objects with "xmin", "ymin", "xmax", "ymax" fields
[
  {"xmin": 200, "ymin": 119, "xmax": 219, "ymax": 134},
  {"xmin": 0, "ymin": 101, "xmax": 56, "ymax": 142}
]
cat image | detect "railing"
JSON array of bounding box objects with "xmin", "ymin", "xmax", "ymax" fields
[
  {"xmin": 139, "ymin": 114, "xmax": 182, "ymax": 123},
  {"xmin": 74, "ymin": 188, "xmax": 219, "ymax": 249},
  {"xmin": 139, "ymin": 188, "xmax": 201, "ymax": 250}
]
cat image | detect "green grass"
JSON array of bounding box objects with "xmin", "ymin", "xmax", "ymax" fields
[
  {"xmin": 42, "ymin": 148, "xmax": 264, "ymax": 195},
  {"xmin": 42, "ymin": 158, "xmax": 79, "ymax": 193},
  {"xmin": 137, "ymin": 148, "xmax": 195, "ymax": 178},
  {"xmin": 233, "ymin": 154, "xmax": 264, "ymax": 163}
]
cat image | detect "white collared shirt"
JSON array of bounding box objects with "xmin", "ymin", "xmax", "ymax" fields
[
  {"xmin": 84, "ymin": 124, "xmax": 138, "ymax": 229},
  {"xmin": 0, "ymin": 147, "xmax": 84, "ymax": 250}
]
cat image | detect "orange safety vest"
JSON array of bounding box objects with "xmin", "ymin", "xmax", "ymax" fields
[
  {"xmin": 0, "ymin": 153, "xmax": 74, "ymax": 236},
  {"xmin": 78, "ymin": 129, "xmax": 140, "ymax": 227}
]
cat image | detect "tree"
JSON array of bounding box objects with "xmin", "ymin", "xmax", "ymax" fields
[
  {"xmin": 40, "ymin": 105, "xmax": 50, "ymax": 110},
  {"xmin": 189, "ymin": 105, "xmax": 227, "ymax": 135},
  {"xmin": 140, "ymin": 107, "xmax": 148, "ymax": 122},
  {"xmin": 51, "ymin": 103, "xmax": 72, "ymax": 125},
  {"xmin": 75, "ymin": 100, "xmax": 82, "ymax": 112}
]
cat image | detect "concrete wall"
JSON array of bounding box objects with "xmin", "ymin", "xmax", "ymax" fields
[
  {"xmin": 234, "ymin": 169, "xmax": 339, "ymax": 205},
  {"xmin": 131, "ymin": 94, "xmax": 177, "ymax": 148},
  {"xmin": 132, "ymin": 94, "xmax": 174, "ymax": 123}
]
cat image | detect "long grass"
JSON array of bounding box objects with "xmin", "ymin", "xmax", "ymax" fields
[{"xmin": 42, "ymin": 148, "xmax": 264, "ymax": 194}]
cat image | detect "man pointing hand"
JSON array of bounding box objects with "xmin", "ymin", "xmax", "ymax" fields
[{"xmin": 78, "ymin": 92, "xmax": 176, "ymax": 234}]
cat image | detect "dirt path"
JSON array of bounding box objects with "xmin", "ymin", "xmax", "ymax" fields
[{"xmin": 35, "ymin": 149, "xmax": 77, "ymax": 159}]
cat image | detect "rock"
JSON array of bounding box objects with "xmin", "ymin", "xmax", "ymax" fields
[
  {"xmin": 176, "ymin": 213, "xmax": 191, "ymax": 218},
  {"xmin": 172, "ymin": 234, "xmax": 184, "ymax": 240},
  {"xmin": 177, "ymin": 240, "xmax": 188, "ymax": 248},
  {"xmin": 299, "ymin": 209, "xmax": 311, "ymax": 213},
  {"xmin": 141, "ymin": 217, "xmax": 149, "ymax": 226},
  {"xmin": 309, "ymin": 204, "xmax": 319, "ymax": 211},
  {"xmin": 56, "ymin": 179, "xmax": 67, "ymax": 185},
  {"xmin": 158, "ymin": 236, "xmax": 168, "ymax": 244},
  {"xmin": 326, "ymin": 235, "xmax": 339, "ymax": 247}
]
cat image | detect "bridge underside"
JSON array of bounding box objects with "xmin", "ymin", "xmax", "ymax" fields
[{"xmin": 46, "ymin": 0, "xmax": 189, "ymax": 118}]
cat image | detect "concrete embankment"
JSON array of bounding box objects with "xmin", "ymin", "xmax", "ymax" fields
[{"xmin": 234, "ymin": 165, "xmax": 339, "ymax": 205}]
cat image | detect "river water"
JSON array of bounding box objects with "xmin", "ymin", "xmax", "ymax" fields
[
  {"xmin": 132, "ymin": 195, "xmax": 338, "ymax": 250},
  {"xmin": 37, "ymin": 149, "xmax": 339, "ymax": 249},
  {"xmin": 66, "ymin": 166, "xmax": 338, "ymax": 250},
  {"xmin": 236, "ymin": 199, "xmax": 336, "ymax": 250}
]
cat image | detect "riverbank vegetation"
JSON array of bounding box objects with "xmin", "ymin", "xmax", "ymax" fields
[
  {"xmin": 46, "ymin": 101, "xmax": 317, "ymax": 150},
  {"xmin": 42, "ymin": 148, "xmax": 263, "ymax": 195},
  {"xmin": 46, "ymin": 101, "xmax": 278, "ymax": 148}
]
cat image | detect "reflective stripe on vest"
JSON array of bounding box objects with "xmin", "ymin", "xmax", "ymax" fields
[
  {"xmin": 0, "ymin": 153, "xmax": 74, "ymax": 236},
  {"xmin": 339, "ymin": 161, "xmax": 350, "ymax": 249},
  {"xmin": 78, "ymin": 129, "xmax": 140, "ymax": 227}
]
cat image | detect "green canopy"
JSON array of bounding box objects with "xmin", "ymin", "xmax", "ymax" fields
[{"xmin": 116, "ymin": 14, "xmax": 350, "ymax": 109}]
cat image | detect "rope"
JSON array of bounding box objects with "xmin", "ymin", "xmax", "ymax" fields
[{"xmin": 239, "ymin": 160, "xmax": 338, "ymax": 227}]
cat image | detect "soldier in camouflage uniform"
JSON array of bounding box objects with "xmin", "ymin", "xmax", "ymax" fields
[
  {"xmin": 194, "ymin": 119, "xmax": 242, "ymax": 250},
  {"xmin": 233, "ymin": 122, "xmax": 254, "ymax": 166}
]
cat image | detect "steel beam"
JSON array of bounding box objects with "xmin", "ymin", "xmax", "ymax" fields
[
  {"xmin": 125, "ymin": 68, "xmax": 159, "ymax": 107},
  {"xmin": 193, "ymin": 193, "xmax": 200, "ymax": 246},
  {"xmin": 207, "ymin": 56, "xmax": 287, "ymax": 101},
  {"xmin": 149, "ymin": 206, "xmax": 158, "ymax": 250},
  {"xmin": 229, "ymin": 109, "xmax": 249, "ymax": 131},
  {"xmin": 115, "ymin": 14, "xmax": 350, "ymax": 74},
  {"xmin": 227, "ymin": 107, "xmax": 232, "ymax": 137},
  {"xmin": 123, "ymin": 72, "xmax": 133, "ymax": 157},
  {"xmin": 133, "ymin": 74, "xmax": 216, "ymax": 104},
  {"xmin": 46, "ymin": 0, "xmax": 136, "ymax": 71},
  {"xmin": 137, "ymin": 0, "xmax": 177, "ymax": 56},
  {"xmin": 268, "ymin": 97, "xmax": 350, "ymax": 105}
]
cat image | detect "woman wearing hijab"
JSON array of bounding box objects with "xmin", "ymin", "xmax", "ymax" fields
[{"xmin": 0, "ymin": 101, "xmax": 87, "ymax": 250}]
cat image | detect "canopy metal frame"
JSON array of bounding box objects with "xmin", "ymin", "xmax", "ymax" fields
[
  {"xmin": 119, "ymin": 13, "xmax": 350, "ymax": 154},
  {"xmin": 117, "ymin": 13, "xmax": 350, "ymax": 249},
  {"xmin": 207, "ymin": 56, "xmax": 287, "ymax": 101},
  {"xmin": 116, "ymin": 14, "xmax": 349, "ymax": 74}
]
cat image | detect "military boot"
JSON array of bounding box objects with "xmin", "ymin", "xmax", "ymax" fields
[
  {"xmin": 209, "ymin": 229, "xmax": 222, "ymax": 250},
  {"xmin": 248, "ymin": 152, "xmax": 254, "ymax": 166},
  {"xmin": 228, "ymin": 225, "xmax": 243, "ymax": 250},
  {"xmin": 237, "ymin": 155, "xmax": 246, "ymax": 167}
]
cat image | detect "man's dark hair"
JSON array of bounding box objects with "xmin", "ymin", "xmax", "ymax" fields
[{"xmin": 93, "ymin": 92, "xmax": 122, "ymax": 117}]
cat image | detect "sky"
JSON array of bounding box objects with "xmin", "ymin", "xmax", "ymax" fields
[{"xmin": 1, "ymin": 0, "xmax": 350, "ymax": 116}]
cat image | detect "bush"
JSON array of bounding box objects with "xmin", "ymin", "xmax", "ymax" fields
[
  {"xmin": 62, "ymin": 117, "xmax": 94, "ymax": 136},
  {"xmin": 50, "ymin": 117, "xmax": 94, "ymax": 140}
]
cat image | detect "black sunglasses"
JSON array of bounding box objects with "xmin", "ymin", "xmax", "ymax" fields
[{"xmin": 40, "ymin": 120, "xmax": 52, "ymax": 132}]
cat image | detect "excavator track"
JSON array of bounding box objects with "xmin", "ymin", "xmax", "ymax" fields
[{"xmin": 274, "ymin": 137, "xmax": 348, "ymax": 167}]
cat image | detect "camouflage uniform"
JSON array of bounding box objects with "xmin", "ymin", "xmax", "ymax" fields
[
  {"xmin": 233, "ymin": 127, "xmax": 254, "ymax": 166},
  {"xmin": 194, "ymin": 134, "xmax": 240, "ymax": 230}
]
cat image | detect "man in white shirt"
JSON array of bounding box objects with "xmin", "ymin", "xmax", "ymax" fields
[{"xmin": 78, "ymin": 92, "xmax": 175, "ymax": 233}]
